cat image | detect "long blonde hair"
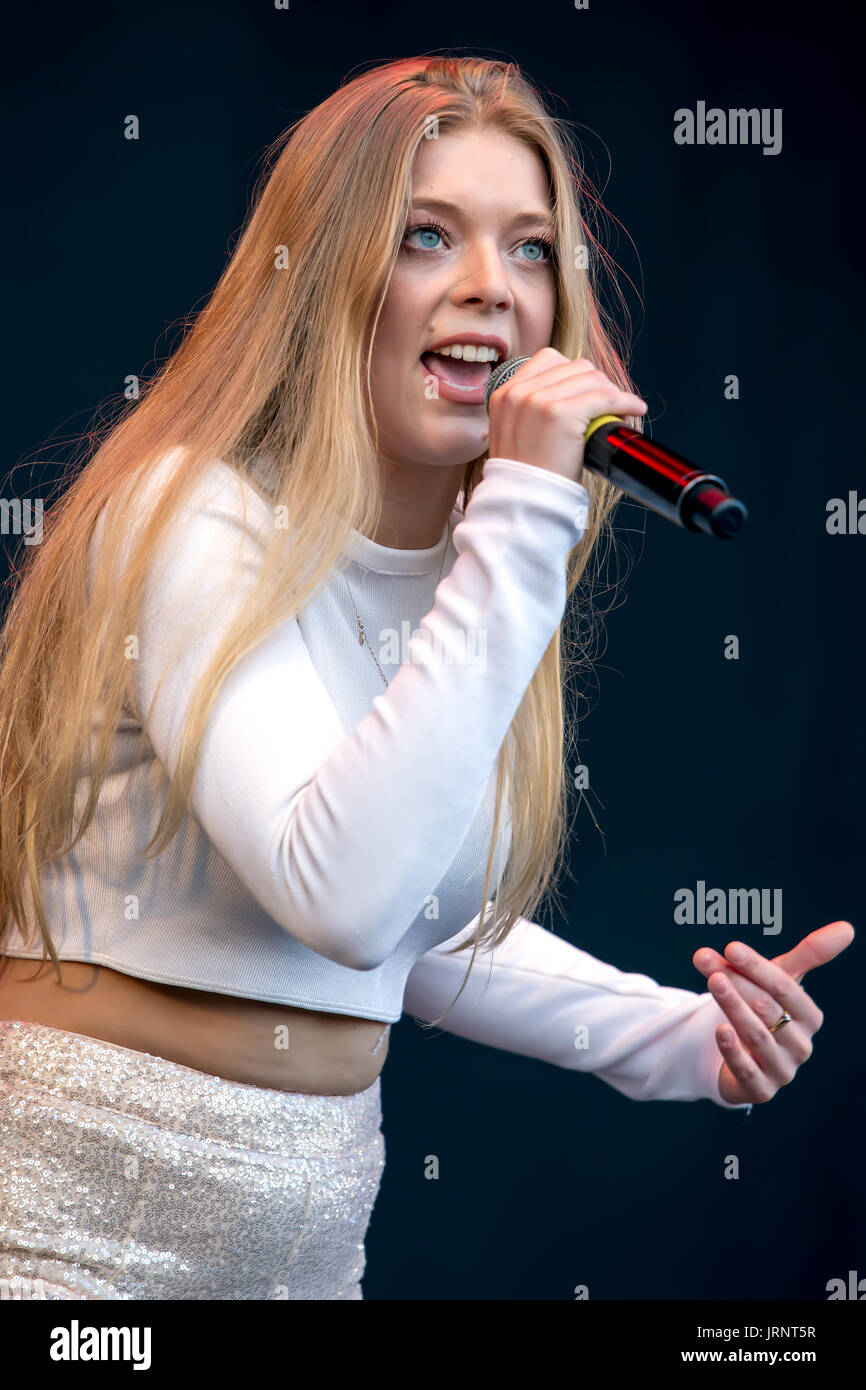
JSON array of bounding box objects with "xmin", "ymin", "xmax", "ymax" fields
[{"xmin": 0, "ymin": 54, "xmax": 641, "ymax": 1026}]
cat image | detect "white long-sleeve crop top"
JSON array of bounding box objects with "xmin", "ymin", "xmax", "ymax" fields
[{"xmin": 1, "ymin": 449, "xmax": 749, "ymax": 1109}]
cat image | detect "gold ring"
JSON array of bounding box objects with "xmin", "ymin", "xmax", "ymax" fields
[{"xmin": 769, "ymin": 1011, "xmax": 792, "ymax": 1033}]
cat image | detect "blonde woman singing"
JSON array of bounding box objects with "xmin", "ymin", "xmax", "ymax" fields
[{"xmin": 0, "ymin": 55, "xmax": 851, "ymax": 1300}]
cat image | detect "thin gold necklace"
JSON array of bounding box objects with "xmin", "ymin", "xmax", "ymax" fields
[{"xmin": 343, "ymin": 522, "xmax": 452, "ymax": 688}]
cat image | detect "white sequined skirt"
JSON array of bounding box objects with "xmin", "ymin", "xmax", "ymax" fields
[{"xmin": 0, "ymin": 1020, "xmax": 385, "ymax": 1300}]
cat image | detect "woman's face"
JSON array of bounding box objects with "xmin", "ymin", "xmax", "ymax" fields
[{"xmin": 368, "ymin": 127, "xmax": 557, "ymax": 471}]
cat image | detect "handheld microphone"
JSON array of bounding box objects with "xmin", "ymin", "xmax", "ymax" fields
[{"xmin": 483, "ymin": 357, "xmax": 748, "ymax": 539}]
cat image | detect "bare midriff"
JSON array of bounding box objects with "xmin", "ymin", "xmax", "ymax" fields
[{"xmin": 0, "ymin": 955, "xmax": 390, "ymax": 1096}]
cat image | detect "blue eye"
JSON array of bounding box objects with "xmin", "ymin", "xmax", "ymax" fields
[
  {"xmin": 403, "ymin": 221, "xmax": 555, "ymax": 264},
  {"xmin": 404, "ymin": 220, "xmax": 448, "ymax": 251},
  {"xmin": 517, "ymin": 238, "xmax": 553, "ymax": 263}
]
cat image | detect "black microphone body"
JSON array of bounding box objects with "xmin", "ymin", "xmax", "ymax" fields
[{"xmin": 483, "ymin": 356, "xmax": 748, "ymax": 539}]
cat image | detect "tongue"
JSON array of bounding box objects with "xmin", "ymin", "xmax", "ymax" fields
[{"xmin": 421, "ymin": 350, "xmax": 491, "ymax": 388}]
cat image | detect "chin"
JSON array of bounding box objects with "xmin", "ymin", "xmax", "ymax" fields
[{"xmin": 423, "ymin": 427, "xmax": 488, "ymax": 469}]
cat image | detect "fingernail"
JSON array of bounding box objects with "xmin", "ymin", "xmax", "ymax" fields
[{"xmin": 728, "ymin": 944, "xmax": 748, "ymax": 964}]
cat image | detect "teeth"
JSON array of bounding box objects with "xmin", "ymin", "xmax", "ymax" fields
[{"xmin": 432, "ymin": 344, "xmax": 501, "ymax": 362}]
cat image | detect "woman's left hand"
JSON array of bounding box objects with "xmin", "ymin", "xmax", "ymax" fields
[{"xmin": 692, "ymin": 921, "xmax": 855, "ymax": 1105}]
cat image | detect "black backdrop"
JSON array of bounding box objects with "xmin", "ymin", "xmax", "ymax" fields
[{"xmin": 3, "ymin": 0, "xmax": 862, "ymax": 1301}]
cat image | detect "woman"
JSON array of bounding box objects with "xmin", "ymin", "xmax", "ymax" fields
[{"xmin": 0, "ymin": 55, "xmax": 852, "ymax": 1301}]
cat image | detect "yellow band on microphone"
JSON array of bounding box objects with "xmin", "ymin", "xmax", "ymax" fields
[{"xmin": 583, "ymin": 414, "xmax": 622, "ymax": 442}]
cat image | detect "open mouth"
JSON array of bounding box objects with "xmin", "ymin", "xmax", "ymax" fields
[{"xmin": 420, "ymin": 349, "xmax": 494, "ymax": 392}]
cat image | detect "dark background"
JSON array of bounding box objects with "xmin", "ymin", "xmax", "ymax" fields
[{"xmin": 4, "ymin": 1, "xmax": 862, "ymax": 1300}]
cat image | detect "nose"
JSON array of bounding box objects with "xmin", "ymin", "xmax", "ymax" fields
[{"xmin": 448, "ymin": 237, "xmax": 515, "ymax": 312}]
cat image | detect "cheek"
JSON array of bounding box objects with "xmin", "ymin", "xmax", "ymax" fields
[
  {"xmin": 367, "ymin": 319, "xmax": 421, "ymax": 442},
  {"xmin": 524, "ymin": 281, "xmax": 556, "ymax": 344},
  {"xmin": 373, "ymin": 268, "xmax": 432, "ymax": 361}
]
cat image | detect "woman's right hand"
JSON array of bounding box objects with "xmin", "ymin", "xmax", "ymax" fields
[{"xmin": 486, "ymin": 347, "xmax": 648, "ymax": 486}]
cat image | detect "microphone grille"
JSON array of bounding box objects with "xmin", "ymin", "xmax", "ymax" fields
[{"xmin": 483, "ymin": 355, "xmax": 532, "ymax": 411}]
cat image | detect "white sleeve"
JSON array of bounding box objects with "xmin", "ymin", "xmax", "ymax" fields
[
  {"xmin": 115, "ymin": 454, "xmax": 591, "ymax": 972},
  {"xmin": 402, "ymin": 911, "xmax": 753, "ymax": 1109}
]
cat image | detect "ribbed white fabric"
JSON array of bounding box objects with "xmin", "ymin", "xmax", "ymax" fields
[
  {"xmin": 2, "ymin": 451, "xmax": 748, "ymax": 1107},
  {"xmin": 404, "ymin": 913, "xmax": 751, "ymax": 1109}
]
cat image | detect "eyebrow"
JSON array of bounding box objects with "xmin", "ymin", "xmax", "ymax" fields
[{"xmin": 410, "ymin": 196, "xmax": 555, "ymax": 233}]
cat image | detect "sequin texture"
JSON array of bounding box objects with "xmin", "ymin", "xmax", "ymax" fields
[{"xmin": 0, "ymin": 1020, "xmax": 385, "ymax": 1299}]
